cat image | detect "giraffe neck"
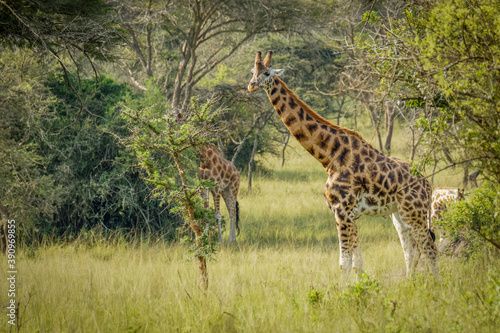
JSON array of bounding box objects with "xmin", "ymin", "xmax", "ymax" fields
[{"xmin": 266, "ymin": 77, "xmax": 374, "ymax": 172}]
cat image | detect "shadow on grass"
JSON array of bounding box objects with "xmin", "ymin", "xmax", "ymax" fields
[
  {"xmin": 255, "ymin": 168, "xmax": 325, "ymax": 183},
  {"xmin": 223, "ymin": 213, "xmax": 400, "ymax": 252}
]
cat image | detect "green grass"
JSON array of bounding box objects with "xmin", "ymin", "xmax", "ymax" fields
[
  {"xmin": 2, "ymin": 237, "xmax": 499, "ymax": 332},
  {"xmin": 1, "ymin": 128, "xmax": 498, "ymax": 332}
]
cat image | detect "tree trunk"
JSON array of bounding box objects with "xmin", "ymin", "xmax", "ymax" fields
[
  {"xmin": 353, "ymin": 104, "xmax": 358, "ymax": 131},
  {"xmin": 335, "ymin": 95, "xmax": 346, "ymax": 126},
  {"xmin": 231, "ymin": 114, "xmax": 265, "ymax": 164},
  {"xmin": 409, "ymin": 142, "xmax": 416, "ymax": 163},
  {"xmin": 384, "ymin": 104, "xmax": 396, "ymax": 155},
  {"xmin": 188, "ymin": 212, "xmax": 208, "ymax": 291},
  {"xmin": 181, "ymin": 44, "xmax": 198, "ymax": 111},
  {"xmin": 231, "ymin": 137, "xmax": 247, "ymax": 165},
  {"xmin": 371, "ymin": 112, "xmax": 384, "ymax": 153},
  {"xmin": 198, "ymin": 253, "xmax": 208, "ymax": 289},
  {"xmin": 281, "ymin": 132, "xmax": 290, "ymax": 167},
  {"xmin": 247, "ymin": 113, "xmax": 271, "ymax": 192},
  {"xmin": 463, "ymin": 164, "xmax": 469, "ymax": 189},
  {"xmin": 145, "ymin": 5, "xmax": 153, "ymax": 78},
  {"xmin": 172, "ymin": 151, "xmax": 208, "ymax": 291},
  {"xmin": 172, "ymin": 42, "xmax": 190, "ymax": 109},
  {"xmin": 247, "ymin": 132, "xmax": 260, "ymax": 192},
  {"xmin": 0, "ymin": 203, "xmax": 9, "ymax": 255},
  {"xmin": 469, "ymin": 169, "xmax": 480, "ymax": 188},
  {"xmin": 364, "ymin": 100, "xmax": 384, "ymax": 152},
  {"xmin": 431, "ymin": 152, "xmax": 438, "ymax": 185}
]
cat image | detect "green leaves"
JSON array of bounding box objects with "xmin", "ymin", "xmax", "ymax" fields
[
  {"xmin": 440, "ymin": 183, "xmax": 500, "ymax": 252},
  {"xmin": 362, "ymin": 10, "xmax": 380, "ymax": 24},
  {"xmin": 120, "ymin": 87, "xmax": 225, "ymax": 262},
  {"xmin": 356, "ymin": 0, "xmax": 500, "ymax": 181}
]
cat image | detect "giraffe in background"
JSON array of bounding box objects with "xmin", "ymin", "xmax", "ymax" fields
[
  {"xmin": 248, "ymin": 51, "xmax": 437, "ymax": 279},
  {"xmin": 430, "ymin": 187, "xmax": 465, "ymax": 242},
  {"xmin": 197, "ymin": 144, "xmax": 240, "ymax": 243}
]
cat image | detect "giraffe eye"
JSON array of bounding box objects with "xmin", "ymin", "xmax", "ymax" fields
[{"xmin": 263, "ymin": 71, "xmax": 270, "ymax": 76}]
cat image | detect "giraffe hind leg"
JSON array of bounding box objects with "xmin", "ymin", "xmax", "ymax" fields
[
  {"xmin": 392, "ymin": 212, "xmax": 419, "ymax": 275},
  {"xmin": 417, "ymin": 223, "xmax": 438, "ymax": 276},
  {"xmin": 222, "ymin": 188, "xmax": 237, "ymax": 243}
]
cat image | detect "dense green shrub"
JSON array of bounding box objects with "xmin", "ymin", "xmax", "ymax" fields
[
  {"xmin": 440, "ymin": 183, "xmax": 500, "ymax": 254},
  {"xmin": 39, "ymin": 74, "xmax": 182, "ymax": 237}
]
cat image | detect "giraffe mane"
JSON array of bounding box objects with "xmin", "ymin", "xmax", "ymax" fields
[{"xmin": 276, "ymin": 77, "xmax": 364, "ymax": 140}]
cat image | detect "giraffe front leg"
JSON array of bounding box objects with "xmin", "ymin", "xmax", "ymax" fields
[
  {"xmin": 347, "ymin": 211, "xmax": 363, "ymax": 277},
  {"xmin": 334, "ymin": 210, "xmax": 360, "ymax": 284},
  {"xmin": 212, "ymin": 191, "xmax": 223, "ymax": 244}
]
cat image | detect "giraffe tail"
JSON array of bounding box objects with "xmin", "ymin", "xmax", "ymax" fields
[
  {"xmin": 429, "ymin": 229, "xmax": 436, "ymax": 242},
  {"xmin": 425, "ymin": 181, "xmax": 435, "ymax": 242},
  {"xmin": 236, "ymin": 201, "xmax": 240, "ymax": 236}
]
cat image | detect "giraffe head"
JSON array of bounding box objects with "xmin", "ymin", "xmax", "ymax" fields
[
  {"xmin": 248, "ymin": 50, "xmax": 284, "ymax": 92},
  {"xmin": 457, "ymin": 188, "xmax": 465, "ymax": 200}
]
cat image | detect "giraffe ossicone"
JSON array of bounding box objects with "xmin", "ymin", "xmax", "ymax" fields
[
  {"xmin": 197, "ymin": 144, "xmax": 240, "ymax": 244},
  {"xmin": 248, "ymin": 50, "xmax": 438, "ymax": 280}
]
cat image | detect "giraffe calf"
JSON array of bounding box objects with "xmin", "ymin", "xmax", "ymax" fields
[{"xmin": 429, "ymin": 187, "xmax": 465, "ymax": 242}]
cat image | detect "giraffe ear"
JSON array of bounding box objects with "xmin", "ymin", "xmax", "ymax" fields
[{"xmin": 271, "ymin": 68, "xmax": 284, "ymax": 77}]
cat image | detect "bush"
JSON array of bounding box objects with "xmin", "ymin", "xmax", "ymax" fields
[{"xmin": 440, "ymin": 183, "xmax": 500, "ymax": 254}]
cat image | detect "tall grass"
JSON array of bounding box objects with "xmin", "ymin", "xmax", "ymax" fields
[
  {"xmin": 2, "ymin": 237, "xmax": 498, "ymax": 332},
  {"xmin": 1, "ymin": 125, "xmax": 498, "ymax": 332}
]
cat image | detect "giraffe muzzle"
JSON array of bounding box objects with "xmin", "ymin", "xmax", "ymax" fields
[{"xmin": 248, "ymin": 82, "xmax": 259, "ymax": 92}]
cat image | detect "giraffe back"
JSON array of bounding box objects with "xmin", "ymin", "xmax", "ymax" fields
[
  {"xmin": 198, "ymin": 144, "xmax": 240, "ymax": 194},
  {"xmin": 430, "ymin": 187, "xmax": 465, "ymax": 222}
]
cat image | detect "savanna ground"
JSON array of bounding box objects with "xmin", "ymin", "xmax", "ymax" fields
[{"xmin": 1, "ymin": 122, "xmax": 499, "ymax": 332}]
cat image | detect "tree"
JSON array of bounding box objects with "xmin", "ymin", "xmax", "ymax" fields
[
  {"xmin": 112, "ymin": 0, "xmax": 335, "ymax": 173},
  {"xmin": 120, "ymin": 87, "xmax": 223, "ymax": 290},
  {"xmin": 333, "ymin": 0, "xmax": 412, "ymax": 155},
  {"xmin": 353, "ymin": 0, "xmax": 500, "ymax": 183},
  {"xmin": 113, "ymin": 0, "xmax": 315, "ymax": 104},
  {"xmin": 415, "ymin": 0, "xmax": 500, "ymax": 183},
  {"xmin": 0, "ymin": 0, "xmax": 111, "ymax": 46},
  {"xmin": 38, "ymin": 73, "xmax": 178, "ymax": 235},
  {"xmin": 0, "ymin": 48, "xmax": 62, "ymax": 251},
  {"xmin": 0, "ymin": 44, "xmax": 179, "ymax": 249},
  {"xmin": 0, "ymin": 0, "xmax": 116, "ymax": 89}
]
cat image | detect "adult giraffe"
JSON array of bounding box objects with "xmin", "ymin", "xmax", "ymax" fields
[
  {"xmin": 197, "ymin": 144, "xmax": 240, "ymax": 243},
  {"xmin": 248, "ymin": 51, "xmax": 437, "ymax": 278}
]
